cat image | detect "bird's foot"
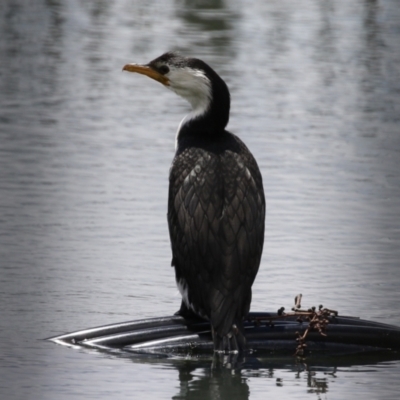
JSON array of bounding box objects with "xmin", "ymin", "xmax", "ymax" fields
[{"xmin": 212, "ymin": 324, "xmax": 246, "ymax": 354}]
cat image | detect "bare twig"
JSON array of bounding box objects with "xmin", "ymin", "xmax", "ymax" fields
[{"xmin": 248, "ymin": 295, "xmax": 339, "ymax": 357}]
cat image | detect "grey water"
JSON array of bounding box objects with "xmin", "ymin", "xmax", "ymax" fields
[{"xmin": 1, "ymin": 0, "xmax": 400, "ymax": 398}]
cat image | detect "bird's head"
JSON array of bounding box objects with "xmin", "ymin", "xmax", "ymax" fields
[{"xmin": 123, "ymin": 52, "xmax": 230, "ymax": 131}]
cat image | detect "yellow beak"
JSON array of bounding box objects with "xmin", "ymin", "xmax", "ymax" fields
[{"xmin": 123, "ymin": 64, "xmax": 170, "ymax": 86}]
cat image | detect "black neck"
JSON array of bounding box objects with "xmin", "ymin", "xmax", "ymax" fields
[{"xmin": 178, "ymin": 65, "xmax": 230, "ymax": 140}]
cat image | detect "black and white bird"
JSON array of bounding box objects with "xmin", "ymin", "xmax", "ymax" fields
[{"xmin": 123, "ymin": 52, "xmax": 265, "ymax": 352}]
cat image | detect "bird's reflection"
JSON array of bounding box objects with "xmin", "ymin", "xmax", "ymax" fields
[
  {"xmin": 170, "ymin": 357, "xmax": 337, "ymax": 400},
  {"xmin": 172, "ymin": 359, "xmax": 250, "ymax": 400},
  {"xmin": 113, "ymin": 350, "xmax": 400, "ymax": 400}
]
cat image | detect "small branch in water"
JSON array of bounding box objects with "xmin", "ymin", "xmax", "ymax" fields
[{"xmin": 248, "ymin": 294, "xmax": 339, "ymax": 357}]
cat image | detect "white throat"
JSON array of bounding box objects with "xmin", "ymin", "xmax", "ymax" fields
[{"xmin": 166, "ymin": 67, "xmax": 212, "ymax": 149}]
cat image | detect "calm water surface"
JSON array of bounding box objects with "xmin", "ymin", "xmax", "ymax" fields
[{"xmin": 1, "ymin": 0, "xmax": 400, "ymax": 399}]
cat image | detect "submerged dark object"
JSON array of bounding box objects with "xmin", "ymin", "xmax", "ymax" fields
[{"xmin": 48, "ymin": 310, "xmax": 400, "ymax": 357}]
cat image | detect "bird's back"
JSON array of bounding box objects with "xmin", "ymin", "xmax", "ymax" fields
[{"xmin": 168, "ymin": 131, "xmax": 265, "ymax": 337}]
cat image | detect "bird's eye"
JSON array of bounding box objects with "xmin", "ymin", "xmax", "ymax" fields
[{"xmin": 158, "ymin": 65, "xmax": 170, "ymax": 75}]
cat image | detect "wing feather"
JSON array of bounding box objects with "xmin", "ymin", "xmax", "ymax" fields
[{"xmin": 168, "ymin": 134, "xmax": 265, "ymax": 334}]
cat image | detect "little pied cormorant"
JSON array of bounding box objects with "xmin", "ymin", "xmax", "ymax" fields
[{"xmin": 123, "ymin": 52, "xmax": 265, "ymax": 352}]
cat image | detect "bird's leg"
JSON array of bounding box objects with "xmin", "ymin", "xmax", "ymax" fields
[
  {"xmin": 212, "ymin": 323, "xmax": 246, "ymax": 354},
  {"xmin": 226, "ymin": 323, "xmax": 246, "ymax": 353},
  {"xmin": 229, "ymin": 331, "xmax": 239, "ymax": 353},
  {"xmin": 224, "ymin": 335, "xmax": 230, "ymax": 352},
  {"xmin": 212, "ymin": 326, "xmax": 224, "ymax": 353}
]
